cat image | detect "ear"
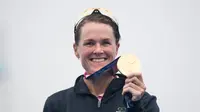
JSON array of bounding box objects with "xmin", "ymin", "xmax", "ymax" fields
[
  {"xmin": 116, "ymin": 43, "xmax": 120, "ymax": 55},
  {"xmin": 73, "ymin": 43, "xmax": 80, "ymax": 59}
]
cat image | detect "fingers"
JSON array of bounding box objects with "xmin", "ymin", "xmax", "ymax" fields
[
  {"xmin": 125, "ymin": 76, "xmax": 146, "ymax": 90},
  {"xmin": 122, "ymin": 82, "xmax": 145, "ymax": 95},
  {"xmin": 122, "ymin": 73, "xmax": 146, "ymax": 101},
  {"xmin": 122, "ymin": 82, "xmax": 145, "ymax": 101},
  {"xmin": 126, "ymin": 73, "xmax": 144, "ymax": 83}
]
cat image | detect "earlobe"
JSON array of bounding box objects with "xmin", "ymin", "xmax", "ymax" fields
[
  {"xmin": 117, "ymin": 43, "xmax": 120, "ymax": 49},
  {"xmin": 73, "ymin": 43, "xmax": 80, "ymax": 59},
  {"xmin": 116, "ymin": 43, "xmax": 120, "ymax": 55},
  {"xmin": 77, "ymin": 53, "xmax": 80, "ymax": 58}
]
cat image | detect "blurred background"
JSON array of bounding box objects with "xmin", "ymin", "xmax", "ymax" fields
[{"xmin": 0, "ymin": 0, "xmax": 200, "ymax": 112}]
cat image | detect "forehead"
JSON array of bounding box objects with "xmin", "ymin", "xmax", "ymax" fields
[{"xmin": 80, "ymin": 22, "xmax": 114, "ymax": 40}]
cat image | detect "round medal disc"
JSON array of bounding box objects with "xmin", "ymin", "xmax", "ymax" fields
[{"xmin": 117, "ymin": 54, "xmax": 142, "ymax": 76}]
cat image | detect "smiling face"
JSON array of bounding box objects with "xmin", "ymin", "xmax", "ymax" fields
[{"xmin": 73, "ymin": 22, "xmax": 120, "ymax": 75}]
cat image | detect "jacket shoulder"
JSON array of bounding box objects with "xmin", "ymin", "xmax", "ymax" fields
[
  {"xmin": 43, "ymin": 87, "xmax": 74, "ymax": 112},
  {"xmin": 48, "ymin": 87, "xmax": 74, "ymax": 100}
]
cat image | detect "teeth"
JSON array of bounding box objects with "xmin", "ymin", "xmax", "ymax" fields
[{"xmin": 92, "ymin": 58, "xmax": 105, "ymax": 62}]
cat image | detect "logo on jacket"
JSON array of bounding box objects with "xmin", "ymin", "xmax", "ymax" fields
[{"xmin": 116, "ymin": 107, "xmax": 126, "ymax": 112}]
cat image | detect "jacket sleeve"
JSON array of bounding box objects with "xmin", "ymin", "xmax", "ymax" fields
[{"xmin": 126, "ymin": 92, "xmax": 160, "ymax": 112}]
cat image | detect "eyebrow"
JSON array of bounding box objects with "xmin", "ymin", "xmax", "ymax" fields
[
  {"xmin": 83, "ymin": 39, "xmax": 94, "ymax": 42},
  {"xmin": 102, "ymin": 38, "xmax": 111, "ymax": 41},
  {"xmin": 83, "ymin": 38, "xmax": 111, "ymax": 41}
]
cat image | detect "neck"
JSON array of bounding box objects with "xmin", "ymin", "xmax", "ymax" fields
[{"xmin": 84, "ymin": 74, "xmax": 114, "ymax": 97}]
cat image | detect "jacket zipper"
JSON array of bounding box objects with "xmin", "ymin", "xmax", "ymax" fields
[{"xmin": 97, "ymin": 100, "xmax": 101, "ymax": 108}]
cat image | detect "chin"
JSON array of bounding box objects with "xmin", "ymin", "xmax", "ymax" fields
[
  {"xmin": 86, "ymin": 60, "xmax": 111, "ymax": 73},
  {"xmin": 87, "ymin": 67, "xmax": 103, "ymax": 74}
]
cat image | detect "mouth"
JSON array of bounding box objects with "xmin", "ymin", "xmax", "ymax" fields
[{"xmin": 90, "ymin": 58, "xmax": 108, "ymax": 62}]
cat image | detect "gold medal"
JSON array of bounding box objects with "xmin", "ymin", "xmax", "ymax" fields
[
  {"xmin": 86, "ymin": 54, "xmax": 142, "ymax": 80},
  {"xmin": 117, "ymin": 54, "xmax": 142, "ymax": 76}
]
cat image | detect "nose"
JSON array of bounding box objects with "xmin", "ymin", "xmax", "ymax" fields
[{"xmin": 93, "ymin": 44, "xmax": 104, "ymax": 54}]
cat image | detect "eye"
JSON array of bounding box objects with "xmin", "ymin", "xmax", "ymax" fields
[
  {"xmin": 84, "ymin": 41, "xmax": 95, "ymax": 46},
  {"xmin": 102, "ymin": 41, "xmax": 111, "ymax": 46}
]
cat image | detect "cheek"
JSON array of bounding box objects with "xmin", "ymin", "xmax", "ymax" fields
[
  {"xmin": 109, "ymin": 46, "xmax": 118, "ymax": 55},
  {"xmin": 79, "ymin": 47, "xmax": 92, "ymax": 58},
  {"xmin": 103, "ymin": 48, "xmax": 117, "ymax": 59}
]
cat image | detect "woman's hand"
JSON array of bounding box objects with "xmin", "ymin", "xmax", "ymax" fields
[{"xmin": 122, "ymin": 73, "xmax": 146, "ymax": 101}]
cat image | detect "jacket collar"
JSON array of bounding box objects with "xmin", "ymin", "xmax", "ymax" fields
[
  {"xmin": 74, "ymin": 75, "xmax": 90, "ymax": 94},
  {"xmin": 74, "ymin": 74, "xmax": 126, "ymax": 97}
]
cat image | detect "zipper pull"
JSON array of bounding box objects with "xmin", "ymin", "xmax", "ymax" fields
[
  {"xmin": 97, "ymin": 100, "xmax": 101, "ymax": 108},
  {"xmin": 97, "ymin": 95, "xmax": 103, "ymax": 108}
]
